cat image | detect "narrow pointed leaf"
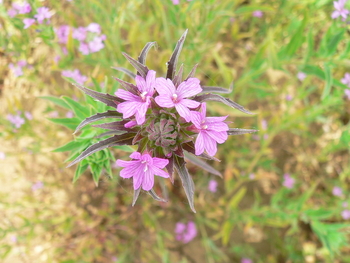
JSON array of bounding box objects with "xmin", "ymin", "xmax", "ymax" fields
[
  {"xmin": 166, "ymin": 29, "xmax": 188, "ymax": 80},
  {"xmin": 113, "ymin": 77, "xmax": 138, "ymax": 95},
  {"xmin": 138, "ymin": 42, "xmax": 157, "ymax": 65},
  {"xmin": 165, "ymin": 155, "xmax": 174, "ymax": 183},
  {"xmin": 73, "ymin": 83, "xmax": 123, "ymax": 108},
  {"xmin": 182, "ymin": 142, "xmax": 220, "ymax": 162},
  {"xmin": 52, "ymin": 140, "xmax": 87, "ymax": 153},
  {"xmin": 227, "ymin": 128, "xmax": 258, "ymax": 135},
  {"xmin": 67, "ymin": 133, "xmax": 136, "ymax": 167},
  {"xmin": 148, "ymin": 189, "xmax": 167, "ymax": 202},
  {"xmin": 173, "ymin": 155, "xmax": 196, "ymax": 213},
  {"xmin": 122, "ymin": 52, "xmax": 149, "ymax": 78},
  {"xmin": 193, "ymin": 94, "xmax": 253, "ymax": 115},
  {"xmin": 132, "ymin": 188, "xmax": 141, "ymax": 206},
  {"xmin": 74, "ymin": 110, "xmax": 123, "ymax": 134},
  {"xmin": 62, "ymin": 96, "xmax": 90, "ymax": 120},
  {"xmin": 184, "ymin": 152, "xmax": 222, "ymax": 177},
  {"xmin": 40, "ymin": 96, "xmax": 71, "ymax": 110},
  {"xmin": 48, "ymin": 117, "xmax": 80, "ymax": 130},
  {"xmin": 200, "ymin": 83, "xmax": 233, "ymax": 94},
  {"xmin": 111, "ymin": 67, "xmax": 136, "ymax": 79},
  {"xmin": 95, "ymin": 131, "xmax": 126, "ymax": 138},
  {"xmin": 173, "ymin": 64, "xmax": 184, "ymax": 87},
  {"xmin": 185, "ymin": 63, "xmax": 198, "ymax": 80},
  {"xmin": 92, "ymin": 120, "xmax": 133, "ymax": 131}
]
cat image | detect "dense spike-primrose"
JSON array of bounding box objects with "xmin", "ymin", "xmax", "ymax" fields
[{"xmin": 67, "ymin": 30, "xmax": 256, "ymax": 212}]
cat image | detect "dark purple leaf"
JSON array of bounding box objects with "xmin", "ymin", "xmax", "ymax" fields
[
  {"xmin": 173, "ymin": 64, "xmax": 184, "ymax": 87},
  {"xmin": 122, "ymin": 52, "xmax": 149, "ymax": 78},
  {"xmin": 148, "ymin": 189, "xmax": 167, "ymax": 202},
  {"xmin": 132, "ymin": 131, "xmax": 144, "ymax": 145},
  {"xmin": 138, "ymin": 42, "xmax": 157, "ymax": 65},
  {"xmin": 67, "ymin": 133, "xmax": 136, "ymax": 168},
  {"xmin": 200, "ymin": 82, "xmax": 233, "ymax": 94},
  {"xmin": 173, "ymin": 155, "xmax": 196, "ymax": 213},
  {"xmin": 132, "ymin": 188, "xmax": 141, "ymax": 206},
  {"xmin": 227, "ymin": 128, "xmax": 258, "ymax": 136},
  {"xmin": 73, "ymin": 83, "xmax": 123, "ymax": 108},
  {"xmin": 113, "ymin": 77, "xmax": 138, "ymax": 95},
  {"xmin": 182, "ymin": 141, "xmax": 220, "ymax": 162},
  {"xmin": 193, "ymin": 93, "xmax": 253, "ymax": 115},
  {"xmin": 174, "ymin": 146, "xmax": 184, "ymax": 157},
  {"xmin": 74, "ymin": 110, "xmax": 123, "ymax": 134},
  {"xmin": 111, "ymin": 67, "xmax": 136, "ymax": 79},
  {"xmin": 95, "ymin": 131, "xmax": 125, "ymax": 138},
  {"xmin": 184, "ymin": 152, "xmax": 222, "ymax": 177},
  {"xmin": 166, "ymin": 29, "xmax": 188, "ymax": 80},
  {"xmin": 185, "ymin": 63, "xmax": 198, "ymax": 80},
  {"xmin": 165, "ymin": 155, "xmax": 174, "ymax": 183},
  {"xmin": 92, "ymin": 120, "xmax": 135, "ymax": 131}
]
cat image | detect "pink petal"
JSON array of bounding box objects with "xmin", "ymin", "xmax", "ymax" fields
[
  {"xmin": 135, "ymin": 101, "xmax": 150, "ymax": 124},
  {"xmin": 135, "ymin": 75, "xmax": 147, "ymax": 93},
  {"xmin": 116, "ymin": 159, "xmax": 133, "ymax": 167},
  {"xmin": 334, "ymin": 2, "xmax": 340, "ymax": 9},
  {"xmin": 124, "ymin": 120, "xmax": 137, "ymax": 128},
  {"xmin": 120, "ymin": 165, "xmax": 138, "ymax": 178},
  {"xmin": 205, "ymin": 116, "xmax": 228, "ymax": 123},
  {"xmin": 200, "ymin": 102, "xmax": 207, "ymax": 120},
  {"xmin": 133, "ymin": 165, "xmax": 145, "ymax": 190},
  {"xmin": 175, "ymin": 223, "xmax": 186, "ymax": 234},
  {"xmin": 152, "ymin": 167, "xmax": 169, "ymax": 178},
  {"xmin": 206, "ymin": 130, "xmax": 228, "ymax": 144},
  {"xmin": 195, "ymin": 132, "xmax": 205, "ymax": 155},
  {"xmin": 190, "ymin": 111, "xmax": 203, "ymax": 129},
  {"xmin": 130, "ymin": 152, "xmax": 141, "ymax": 159},
  {"xmin": 175, "ymin": 103, "xmax": 191, "ymax": 122},
  {"xmin": 155, "ymin": 95, "xmax": 175, "ymax": 108},
  {"xmin": 145, "ymin": 70, "xmax": 156, "ymax": 95},
  {"xmin": 152, "ymin": 157, "xmax": 169, "ymax": 168},
  {"xmin": 142, "ymin": 169, "xmax": 154, "ymax": 191},
  {"xmin": 204, "ymin": 134, "xmax": 218, "ymax": 156},
  {"xmin": 332, "ymin": 11, "xmax": 340, "ymax": 18},
  {"xmin": 155, "ymin": 78, "xmax": 176, "ymax": 96},
  {"xmin": 207, "ymin": 121, "xmax": 229, "ymax": 132},
  {"xmin": 115, "ymin": 89, "xmax": 140, "ymax": 101},
  {"xmin": 180, "ymin": 99, "xmax": 201, "ymax": 109},
  {"xmin": 117, "ymin": 101, "xmax": 138, "ymax": 119},
  {"xmin": 176, "ymin": 78, "xmax": 202, "ymax": 99}
]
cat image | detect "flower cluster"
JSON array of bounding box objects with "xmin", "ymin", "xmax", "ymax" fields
[
  {"xmin": 9, "ymin": 60, "xmax": 28, "ymax": 77},
  {"xmin": 67, "ymin": 30, "xmax": 255, "ymax": 211},
  {"xmin": 332, "ymin": 0, "xmax": 349, "ymax": 19},
  {"xmin": 282, "ymin": 173, "xmax": 295, "ymax": 189},
  {"xmin": 175, "ymin": 221, "xmax": 197, "ymax": 243},
  {"xmin": 7, "ymin": 110, "xmax": 32, "ymax": 129},
  {"xmin": 62, "ymin": 69, "xmax": 88, "ymax": 85},
  {"xmin": 7, "ymin": 1, "xmax": 31, "ymax": 18},
  {"xmin": 55, "ymin": 23, "xmax": 106, "ymax": 56}
]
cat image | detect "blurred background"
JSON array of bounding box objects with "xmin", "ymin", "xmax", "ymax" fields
[{"xmin": 1, "ymin": 0, "xmax": 350, "ymax": 262}]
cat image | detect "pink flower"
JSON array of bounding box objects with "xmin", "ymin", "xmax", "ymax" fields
[
  {"xmin": 241, "ymin": 258, "xmax": 253, "ymax": 263},
  {"xmin": 341, "ymin": 73, "xmax": 350, "ymax": 87},
  {"xmin": 25, "ymin": 111, "xmax": 33, "ymax": 120},
  {"xmin": 62, "ymin": 69, "xmax": 88, "ymax": 85},
  {"xmin": 86, "ymin": 23, "xmax": 101, "ymax": 34},
  {"xmin": 66, "ymin": 111, "xmax": 74, "ymax": 118},
  {"xmin": 332, "ymin": 0, "xmax": 349, "ymax": 19},
  {"xmin": 189, "ymin": 103, "xmax": 229, "ymax": 156},
  {"xmin": 341, "ymin": 210, "xmax": 350, "ymax": 220},
  {"xmin": 286, "ymin": 94, "xmax": 293, "ymax": 101},
  {"xmin": 9, "ymin": 63, "xmax": 23, "ymax": 77},
  {"xmin": 13, "ymin": 1, "xmax": 31, "ymax": 14},
  {"xmin": 116, "ymin": 152, "xmax": 169, "ymax": 191},
  {"xmin": 282, "ymin": 173, "xmax": 295, "ymax": 189},
  {"xmin": 78, "ymin": 42, "xmax": 90, "ymax": 55},
  {"xmin": 252, "ymin": 10, "xmax": 263, "ymax": 17},
  {"xmin": 34, "ymin": 7, "xmax": 52, "ymax": 24},
  {"xmin": 208, "ymin": 180, "xmax": 218, "ymax": 192},
  {"xmin": 88, "ymin": 36, "xmax": 105, "ymax": 53},
  {"xmin": 23, "ymin": 18, "xmax": 35, "ymax": 29},
  {"xmin": 7, "ymin": 114, "xmax": 25, "ymax": 128},
  {"xmin": 155, "ymin": 77, "xmax": 202, "ymax": 122},
  {"xmin": 175, "ymin": 221, "xmax": 197, "ymax": 243},
  {"xmin": 55, "ymin": 25, "xmax": 70, "ymax": 44},
  {"xmin": 31, "ymin": 181, "xmax": 44, "ymax": 191},
  {"xmin": 73, "ymin": 27, "xmax": 87, "ymax": 41},
  {"xmin": 297, "ymin": 72, "xmax": 307, "ymax": 81},
  {"xmin": 333, "ymin": 186, "xmax": 343, "ymax": 197},
  {"xmin": 115, "ymin": 70, "xmax": 156, "ymax": 125},
  {"xmin": 172, "ymin": 0, "xmax": 180, "ymax": 4},
  {"xmin": 7, "ymin": 9, "xmax": 17, "ymax": 18},
  {"xmin": 345, "ymin": 89, "xmax": 350, "ymax": 100},
  {"xmin": 261, "ymin": 119, "xmax": 267, "ymax": 130}
]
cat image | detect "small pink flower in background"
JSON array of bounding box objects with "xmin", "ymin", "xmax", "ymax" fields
[
  {"xmin": 332, "ymin": 0, "xmax": 349, "ymax": 19},
  {"xmin": 49, "ymin": 111, "xmax": 59, "ymax": 118},
  {"xmin": 241, "ymin": 258, "xmax": 253, "ymax": 263},
  {"xmin": 344, "ymin": 89, "xmax": 350, "ymax": 100},
  {"xmin": 73, "ymin": 27, "xmax": 87, "ymax": 41},
  {"xmin": 66, "ymin": 111, "xmax": 74, "ymax": 118},
  {"xmin": 62, "ymin": 69, "xmax": 88, "ymax": 85},
  {"xmin": 35, "ymin": 7, "xmax": 52, "ymax": 24},
  {"xmin": 88, "ymin": 36, "xmax": 105, "ymax": 53},
  {"xmin": 341, "ymin": 73, "xmax": 350, "ymax": 87},
  {"xmin": 7, "ymin": 114, "xmax": 25, "ymax": 128},
  {"xmin": 341, "ymin": 209, "xmax": 350, "ymax": 220},
  {"xmin": 175, "ymin": 221, "xmax": 197, "ymax": 243},
  {"xmin": 25, "ymin": 111, "xmax": 33, "ymax": 120},
  {"xmin": 31, "ymin": 181, "xmax": 44, "ymax": 191},
  {"xmin": 332, "ymin": 186, "xmax": 343, "ymax": 197},
  {"xmin": 13, "ymin": 1, "xmax": 31, "ymax": 14},
  {"xmin": 55, "ymin": 25, "xmax": 71, "ymax": 44},
  {"xmin": 116, "ymin": 152, "xmax": 169, "ymax": 191},
  {"xmin": 79, "ymin": 42, "xmax": 90, "ymax": 55},
  {"xmin": 155, "ymin": 77, "xmax": 202, "ymax": 122},
  {"xmin": 190, "ymin": 103, "xmax": 229, "ymax": 156},
  {"xmin": 172, "ymin": 0, "xmax": 180, "ymax": 4},
  {"xmin": 116, "ymin": 70, "xmax": 156, "ymax": 125},
  {"xmin": 86, "ymin": 22, "xmax": 101, "ymax": 34},
  {"xmin": 8, "ymin": 8, "xmax": 17, "ymax": 17},
  {"xmin": 0, "ymin": 152, "xmax": 5, "ymax": 160},
  {"xmin": 208, "ymin": 180, "xmax": 218, "ymax": 192},
  {"xmin": 286, "ymin": 94, "xmax": 293, "ymax": 101},
  {"xmin": 249, "ymin": 173, "xmax": 255, "ymax": 179},
  {"xmin": 261, "ymin": 119, "xmax": 267, "ymax": 130},
  {"xmin": 252, "ymin": 10, "xmax": 263, "ymax": 18},
  {"xmin": 23, "ymin": 18, "xmax": 35, "ymax": 29},
  {"xmin": 297, "ymin": 72, "xmax": 307, "ymax": 81},
  {"xmin": 283, "ymin": 173, "xmax": 295, "ymax": 189},
  {"xmin": 9, "ymin": 63, "xmax": 23, "ymax": 77}
]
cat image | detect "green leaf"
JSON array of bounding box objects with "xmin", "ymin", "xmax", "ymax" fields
[
  {"xmin": 62, "ymin": 96, "xmax": 90, "ymax": 120},
  {"xmin": 48, "ymin": 118, "xmax": 80, "ymax": 130},
  {"xmin": 52, "ymin": 140, "xmax": 87, "ymax": 152},
  {"xmin": 40, "ymin": 96, "xmax": 71, "ymax": 110},
  {"xmin": 321, "ymin": 63, "xmax": 333, "ymax": 101},
  {"xmin": 73, "ymin": 161, "xmax": 89, "ymax": 183},
  {"xmin": 326, "ymin": 28, "xmax": 345, "ymax": 56}
]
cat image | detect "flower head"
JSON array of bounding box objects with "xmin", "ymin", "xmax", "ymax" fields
[
  {"xmin": 73, "ymin": 27, "xmax": 87, "ymax": 42},
  {"xmin": 55, "ymin": 25, "xmax": 71, "ymax": 44},
  {"xmin": 252, "ymin": 10, "xmax": 263, "ymax": 17},
  {"xmin": 88, "ymin": 36, "xmax": 105, "ymax": 53},
  {"xmin": 341, "ymin": 73, "xmax": 350, "ymax": 87},
  {"xmin": 7, "ymin": 114, "xmax": 25, "ymax": 128},
  {"xmin": 332, "ymin": 0, "xmax": 349, "ymax": 19},
  {"xmin": 86, "ymin": 23, "xmax": 101, "ymax": 34},
  {"xmin": 23, "ymin": 18, "xmax": 35, "ymax": 29},
  {"xmin": 297, "ymin": 72, "xmax": 307, "ymax": 81},
  {"xmin": 13, "ymin": 1, "xmax": 31, "ymax": 14},
  {"xmin": 208, "ymin": 180, "xmax": 218, "ymax": 192},
  {"xmin": 341, "ymin": 209, "xmax": 350, "ymax": 220},
  {"xmin": 282, "ymin": 173, "xmax": 295, "ymax": 189},
  {"xmin": 117, "ymin": 152, "xmax": 169, "ymax": 191},
  {"xmin": 62, "ymin": 69, "xmax": 88, "ymax": 85},
  {"xmin": 175, "ymin": 221, "xmax": 197, "ymax": 243},
  {"xmin": 333, "ymin": 186, "xmax": 343, "ymax": 197},
  {"xmin": 189, "ymin": 103, "xmax": 229, "ymax": 156},
  {"xmin": 32, "ymin": 181, "xmax": 44, "ymax": 191},
  {"xmin": 241, "ymin": 258, "xmax": 253, "ymax": 263},
  {"xmin": 35, "ymin": 7, "xmax": 52, "ymax": 24}
]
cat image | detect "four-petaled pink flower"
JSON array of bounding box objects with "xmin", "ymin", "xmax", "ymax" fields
[
  {"xmin": 116, "ymin": 70, "xmax": 156, "ymax": 125},
  {"xmin": 88, "ymin": 36, "xmax": 105, "ymax": 53},
  {"xmin": 341, "ymin": 73, "xmax": 350, "ymax": 87},
  {"xmin": 86, "ymin": 22, "xmax": 101, "ymax": 34},
  {"xmin": 23, "ymin": 18, "xmax": 35, "ymax": 29},
  {"xmin": 282, "ymin": 173, "xmax": 295, "ymax": 189},
  {"xmin": 35, "ymin": 7, "xmax": 52, "ymax": 24},
  {"xmin": 175, "ymin": 221, "xmax": 197, "ymax": 243},
  {"xmin": 73, "ymin": 27, "xmax": 87, "ymax": 42},
  {"xmin": 332, "ymin": 0, "xmax": 349, "ymax": 19},
  {"xmin": 208, "ymin": 180, "xmax": 218, "ymax": 192},
  {"xmin": 332, "ymin": 186, "xmax": 343, "ymax": 197},
  {"xmin": 341, "ymin": 210, "xmax": 350, "ymax": 220},
  {"xmin": 189, "ymin": 103, "xmax": 229, "ymax": 156},
  {"xmin": 155, "ymin": 77, "xmax": 202, "ymax": 122},
  {"xmin": 116, "ymin": 152, "xmax": 169, "ymax": 191}
]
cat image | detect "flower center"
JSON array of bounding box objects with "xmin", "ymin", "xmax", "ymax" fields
[
  {"xmin": 172, "ymin": 93, "xmax": 178, "ymax": 103},
  {"xmin": 201, "ymin": 121, "xmax": 208, "ymax": 130},
  {"xmin": 140, "ymin": 91, "xmax": 148, "ymax": 101},
  {"xmin": 141, "ymin": 160, "xmax": 148, "ymax": 172}
]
